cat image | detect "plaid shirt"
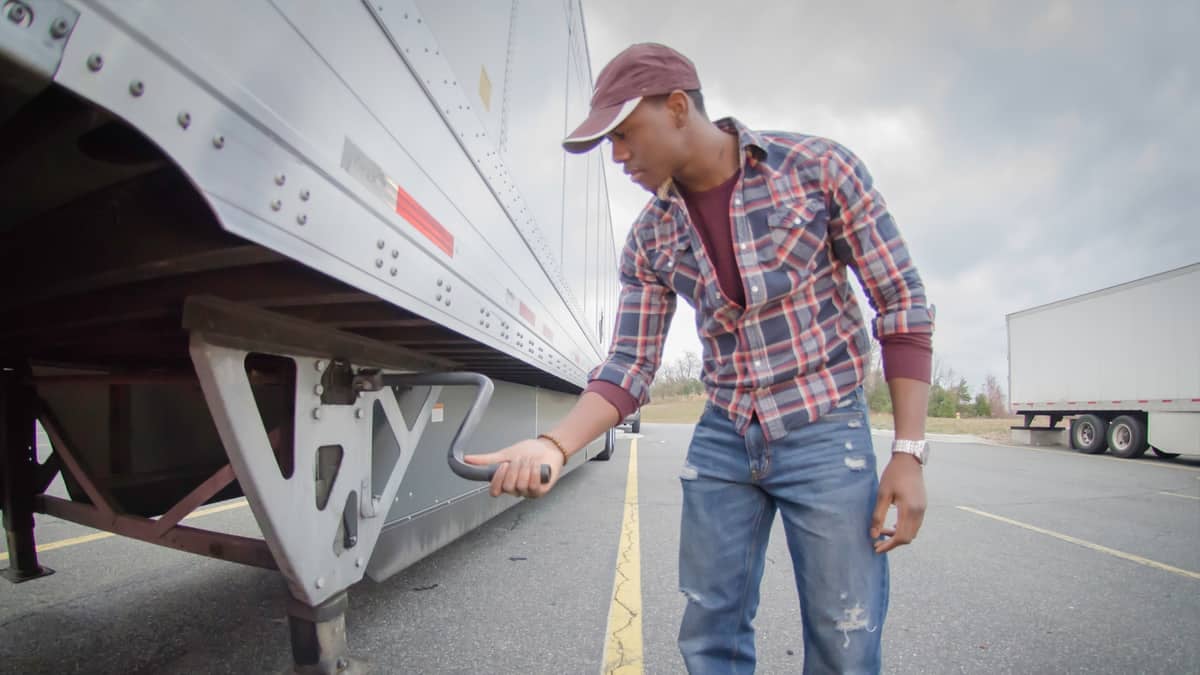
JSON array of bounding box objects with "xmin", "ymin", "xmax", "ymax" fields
[{"xmin": 589, "ymin": 117, "xmax": 935, "ymax": 441}]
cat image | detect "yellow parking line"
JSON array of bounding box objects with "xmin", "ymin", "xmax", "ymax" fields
[
  {"xmin": 0, "ymin": 499, "xmax": 248, "ymax": 561},
  {"xmin": 957, "ymin": 506, "xmax": 1200, "ymax": 581},
  {"xmin": 1158, "ymin": 491, "xmax": 1200, "ymax": 501},
  {"xmin": 602, "ymin": 437, "xmax": 643, "ymax": 674}
]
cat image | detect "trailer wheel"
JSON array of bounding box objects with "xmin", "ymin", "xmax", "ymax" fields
[
  {"xmin": 1107, "ymin": 415, "xmax": 1148, "ymax": 458},
  {"xmin": 1071, "ymin": 414, "xmax": 1108, "ymax": 454},
  {"xmin": 594, "ymin": 427, "xmax": 617, "ymax": 461}
]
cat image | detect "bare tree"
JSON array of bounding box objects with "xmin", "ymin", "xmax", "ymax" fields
[{"xmin": 984, "ymin": 374, "xmax": 1007, "ymax": 416}]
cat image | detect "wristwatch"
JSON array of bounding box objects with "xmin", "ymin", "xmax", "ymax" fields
[{"xmin": 891, "ymin": 439, "xmax": 929, "ymax": 466}]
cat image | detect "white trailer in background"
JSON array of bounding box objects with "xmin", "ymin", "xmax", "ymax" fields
[
  {"xmin": 0, "ymin": 1, "xmax": 619, "ymax": 672},
  {"xmin": 1007, "ymin": 263, "xmax": 1200, "ymax": 458}
]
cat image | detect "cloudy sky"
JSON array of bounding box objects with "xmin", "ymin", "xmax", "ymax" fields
[{"xmin": 579, "ymin": 0, "xmax": 1200, "ymax": 397}]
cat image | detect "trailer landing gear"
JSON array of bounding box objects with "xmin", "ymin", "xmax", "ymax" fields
[{"xmin": 1, "ymin": 363, "xmax": 54, "ymax": 584}]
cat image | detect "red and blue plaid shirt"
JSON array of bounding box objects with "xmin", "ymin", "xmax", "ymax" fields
[{"xmin": 589, "ymin": 118, "xmax": 935, "ymax": 441}]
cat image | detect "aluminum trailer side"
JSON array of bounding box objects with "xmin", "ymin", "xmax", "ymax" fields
[
  {"xmin": 1006, "ymin": 263, "xmax": 1200, "ymax": 458},
  {"xmin": 0, "ymin": 1, "xmax": 618, "ymax": 671}
]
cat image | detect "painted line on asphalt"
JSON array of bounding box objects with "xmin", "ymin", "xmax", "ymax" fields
[
  {"xmin": 602, "ymin": 437, "xmax": 643, "ymax": 674},
  {"xmin": 0, "ymin": 499, "xmax": 249, "ymax": 561},
  {"xmin": 982, "ymin": 442, "xmax": 1200, "ymax": 473},
  {"xmin": 957, "ymin": 506, "xmax": 1200, "ymax": 581},
  {"xmin": 1158, "ymin": 491, "xmax": 1200, "ymax": 501}
]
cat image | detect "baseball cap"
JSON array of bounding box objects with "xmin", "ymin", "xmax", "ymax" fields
[{"xmin": 562, "ymin": 43, "xmax": 701, "ymax": 154}]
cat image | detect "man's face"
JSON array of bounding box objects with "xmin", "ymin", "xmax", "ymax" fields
[{"xmin": 606, "ymin": 97, "xmax": 684, "ymax": 193}]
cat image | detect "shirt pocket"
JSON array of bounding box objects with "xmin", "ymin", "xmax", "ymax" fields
[
  {"xmin": 648, "ymin": 242, "xmax": 702, "ymax": 303},
  {"xmin": 762, "ymin": 196, "xmax": 828, "ymax": 274}
]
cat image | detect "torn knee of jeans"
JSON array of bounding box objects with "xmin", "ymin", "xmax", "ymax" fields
[
  {"xmin": 844, "ymin": 456, "xmax": 868, "ymax": 471},
  {"xmin": 679, "ymin": 463, "xmax": 699, "ymax": 481},
  {"xmin": 680, "ymin": 587, "xmax": 705, "ymax": 605},
  {"xmin": 834, "ymin": 602, "xmax": 877, "ymax": 648}
]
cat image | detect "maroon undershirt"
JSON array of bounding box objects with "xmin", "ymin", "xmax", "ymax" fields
[{"xmin": 587, "ymin": 172, "xmax": 931, "ymax": 418}]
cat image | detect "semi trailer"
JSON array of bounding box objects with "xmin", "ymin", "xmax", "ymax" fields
[
  {"xmin": 1007, "ymin": 263, "xmax": 1200, "ymax": 458},
  {"xmin": 0, "ymin": 1, "xmax": 619, "ymax": 672}
]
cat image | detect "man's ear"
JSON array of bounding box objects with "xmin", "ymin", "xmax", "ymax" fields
[{"xmin": 666, "ymin": 89, "xmax": 691, "ymax": 128}]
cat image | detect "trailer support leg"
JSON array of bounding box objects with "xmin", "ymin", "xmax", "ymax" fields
[
  {"xmin": 287, "ymin": 592, "xmax": 367, "ymax": 674},
  {"xmin": 1, "ymin": 363, "xmax": 54, "ymax": 583}
]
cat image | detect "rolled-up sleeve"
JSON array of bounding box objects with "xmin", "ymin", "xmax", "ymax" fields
[
  {"xmin": 824, "ymin": 142, "xmax": 935, "ymax": 341},
  {"xmin": 587, "ymin": 228, "xmax": 676, "ymax": 407}
]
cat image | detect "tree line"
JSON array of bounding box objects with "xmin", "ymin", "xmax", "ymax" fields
[{"xmin": 649, "ymin": 345, "xmax": 1008, "ymax": 418}]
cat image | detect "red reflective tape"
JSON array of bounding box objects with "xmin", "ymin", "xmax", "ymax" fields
[
  {"xmin": 1192, "ymin": 399, "xmax": 1200, "ymax": 403},
  {"xmin": 1067, "ymin": 401, "xmax": 1077, "ymax": 405},
  {"xmin": 395, "ymin": 185, "xmax": 454, "ymax": 257},
  {"xmin": 1162, "ymin": 399, "xmax": 1173, "ymax": 403},
  {"xmin": 1138, "ymin": 400, "xmax": 1149, "ymax": 403},
  {"xmin": 1086, "ymin": 401, "xmax": 1097, "ymax": 404},
  {"xmin": 1111, "ymin": 401, "xmax": 1121, "ymax": 404},
  {"xmin": 519, "ymin": 302, "xmax": 536, "ymax": 324}
]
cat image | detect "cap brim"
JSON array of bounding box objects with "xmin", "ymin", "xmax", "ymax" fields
[{"xmin": 562, "ymin": 97, "xmax": 642, "ymax": 154}]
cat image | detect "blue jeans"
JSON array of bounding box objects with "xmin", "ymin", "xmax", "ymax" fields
[{"xmin": 677, "ymin": 388, "xmax": 888, "ymax": 674}]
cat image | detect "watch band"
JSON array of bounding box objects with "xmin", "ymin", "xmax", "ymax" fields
[{"xmin": 891, "ymin": 439, "xmax": 929, "ymax": 466}]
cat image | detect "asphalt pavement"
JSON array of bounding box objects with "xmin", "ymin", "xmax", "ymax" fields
[{"xmin": 2, "ymin": 423, "xmax": 1198, "ymax": 674}]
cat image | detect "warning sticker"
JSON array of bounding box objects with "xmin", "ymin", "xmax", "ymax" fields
[
  {"xmin": 341, "ymin": 138, "xmax": 455, "ymax": 257},
  {"xmin": 431, "ymin": 402, "xmax": 445, "ymax": 423}
]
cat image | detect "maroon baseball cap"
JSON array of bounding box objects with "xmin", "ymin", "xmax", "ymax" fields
[{"xmin": 563, "ymin": 43, "xmax": 701, "ymax": 154}]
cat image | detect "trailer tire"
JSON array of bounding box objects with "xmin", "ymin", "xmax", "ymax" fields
[
  {"xmin": 1071, "ymin": 414, "xmax": 1108, "ymax": 454},
  {"xmin": 594, "ymin": 427, "xmax": 617, "ymax": 461},
  {"xmin": 1107, "ymin": 415, "xmax": 1148, "ymax": 458}
]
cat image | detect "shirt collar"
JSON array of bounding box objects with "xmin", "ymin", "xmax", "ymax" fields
[{"xmin": 656, "ymin": 117, "xmax": 771, "ymax": 201}]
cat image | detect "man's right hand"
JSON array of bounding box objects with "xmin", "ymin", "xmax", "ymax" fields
[{"xmin": 464, "ymin": 438, "xmax": 565, "ymax": 499}]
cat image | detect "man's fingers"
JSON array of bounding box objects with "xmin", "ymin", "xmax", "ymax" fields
[
  {"xmin": 464, "ymin": 452, "xmax": 499, "ymax": 466},
  {"xmin": 489, "ymin": 461, "xmax": 509, "ymax": 498},
  {"xmin": 869, "ymin": 488, "xmax": 892, "ymax": 540}
]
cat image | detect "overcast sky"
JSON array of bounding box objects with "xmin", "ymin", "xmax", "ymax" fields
[{"xmin": 579, "ymin": 0, "xmax": 1200, "ymax": 397}]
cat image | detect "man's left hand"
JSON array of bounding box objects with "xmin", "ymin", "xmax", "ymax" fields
[{"xmin": 870, "ymin": 453, "xmax": 926, "ymax": 553}]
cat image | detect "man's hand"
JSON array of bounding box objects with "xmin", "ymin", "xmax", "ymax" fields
[
  {"xmin": 464, "ymin": 437, "xmax": 565, "ymax": 499},
  {"xmin": 870, "ymin": 453, "xmax": 926, "ymax": 553}
]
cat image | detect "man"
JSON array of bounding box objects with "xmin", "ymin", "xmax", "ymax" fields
[{"xmin": 466, "ymin": 43, "xmax": 933, "ymax": 673}]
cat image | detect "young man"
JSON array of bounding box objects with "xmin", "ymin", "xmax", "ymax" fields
[{"xmin": 466, "ymin": 43, "xmax": 933, "ymax": 673}]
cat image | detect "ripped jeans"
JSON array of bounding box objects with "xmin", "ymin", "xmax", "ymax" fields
[{"xmin": 678, "ymin": 388, "xmax": 887, "ymax": 674}]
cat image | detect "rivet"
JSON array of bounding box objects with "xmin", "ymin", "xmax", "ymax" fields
[
  {"xmin": 391, "ymin": 249, "xmax": 399, "ymax": 259},
  {"xmin": 315, "ymin": 360, "xmax": 326, "ymax": 372},
  {"xmin": 445, "ymin": 284, "xmax": 452, "ymax": 292},
  {"xmin": 212, "ymin": 135, "xmax": 225, "ymax": 149},
  {"xmin": 270, "ymin": 199, "xmax": 282, "ymax": 211},
  {"xmin": 275, "ymin": 174, "xmax": 286, "ymax": 186},
  {"xmin": 355, "ymin": 408, "xmax": 365, "ymax": 419},
  {"xmin": 296, "ymin": 214, "xmax": 307, "ymax": 225},
  {"xmin": 376, "ymin": 240, "xmax": 385, "ymax": 249},
  {"xmin": 7, "ymin": 4, "xmax": 27, "ymax": 23},
  {"xmin": 437, "ymin": 279, "xmax": 443, "ymax": 287},
  {"xmin": 390, "ymin": 267, "xmax": 398, "ymax": 277},
  {"xmin": 177, "ymin": 112, "xmax": 191, "ymax": 129},
  {"xmin": 300, "ymin": 189, "xmax": 310, "ymax": 201},
  {"xmin": 436, "ymin": 293, "xmax": 442, "ymax": 302},
  {"xmin": 86, "ymin": 54, "xmax": 104, "ymax": 71},
  {"xmin": 355, "ymin": 557, "xmax": 363, "ymax": 568},
  {"xmin": 312, "ymin": 408, "xmax": 322, "ymax": 420},
  {"xmin": 50, "ymin": 18, "xmax": 70, "ymax": 38},
  {"xmin": 129, "ymin": 80, "xmax": 145, "ymax": 97},
  {"xmin": 445, "ymin": 298, "xmax": 451, "ymax": 307},
  {"xmin": 375, "ymin": 259, "xmax": 384, "ymax": 268},
  {"xmin": 314, "ymin": 384, "xmax": 325, "ymax": 396},
  {"xmin": 315, "ymin": 577, "xmax": 325, "ymax": 589}
]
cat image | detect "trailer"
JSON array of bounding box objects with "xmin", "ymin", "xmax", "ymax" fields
[
  {"xmin": 0, "ymin": 1, "xmax": 619, "ymax": 671},
  {"xmin": 1007, "ymin": 263, "xmax": 1200, "ymax": 458}
]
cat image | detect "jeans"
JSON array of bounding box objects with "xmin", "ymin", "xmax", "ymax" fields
[{"xmin": 677, "ymin": 388, "xmax": 888, "ymax": 674}]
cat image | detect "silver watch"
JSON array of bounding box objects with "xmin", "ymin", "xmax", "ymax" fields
[{"xmin": 891, "ymin": 439, "xmax": 929, "ymax": 466}]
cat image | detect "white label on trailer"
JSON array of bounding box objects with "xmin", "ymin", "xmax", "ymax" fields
[{"xmin": 431, "ymin": 402, "xmax": 445, "ymax": 423}]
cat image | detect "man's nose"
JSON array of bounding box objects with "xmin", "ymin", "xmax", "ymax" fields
[{"xmin": 610, "ymin": 140, "xmax": 630, "ymax": 163}]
